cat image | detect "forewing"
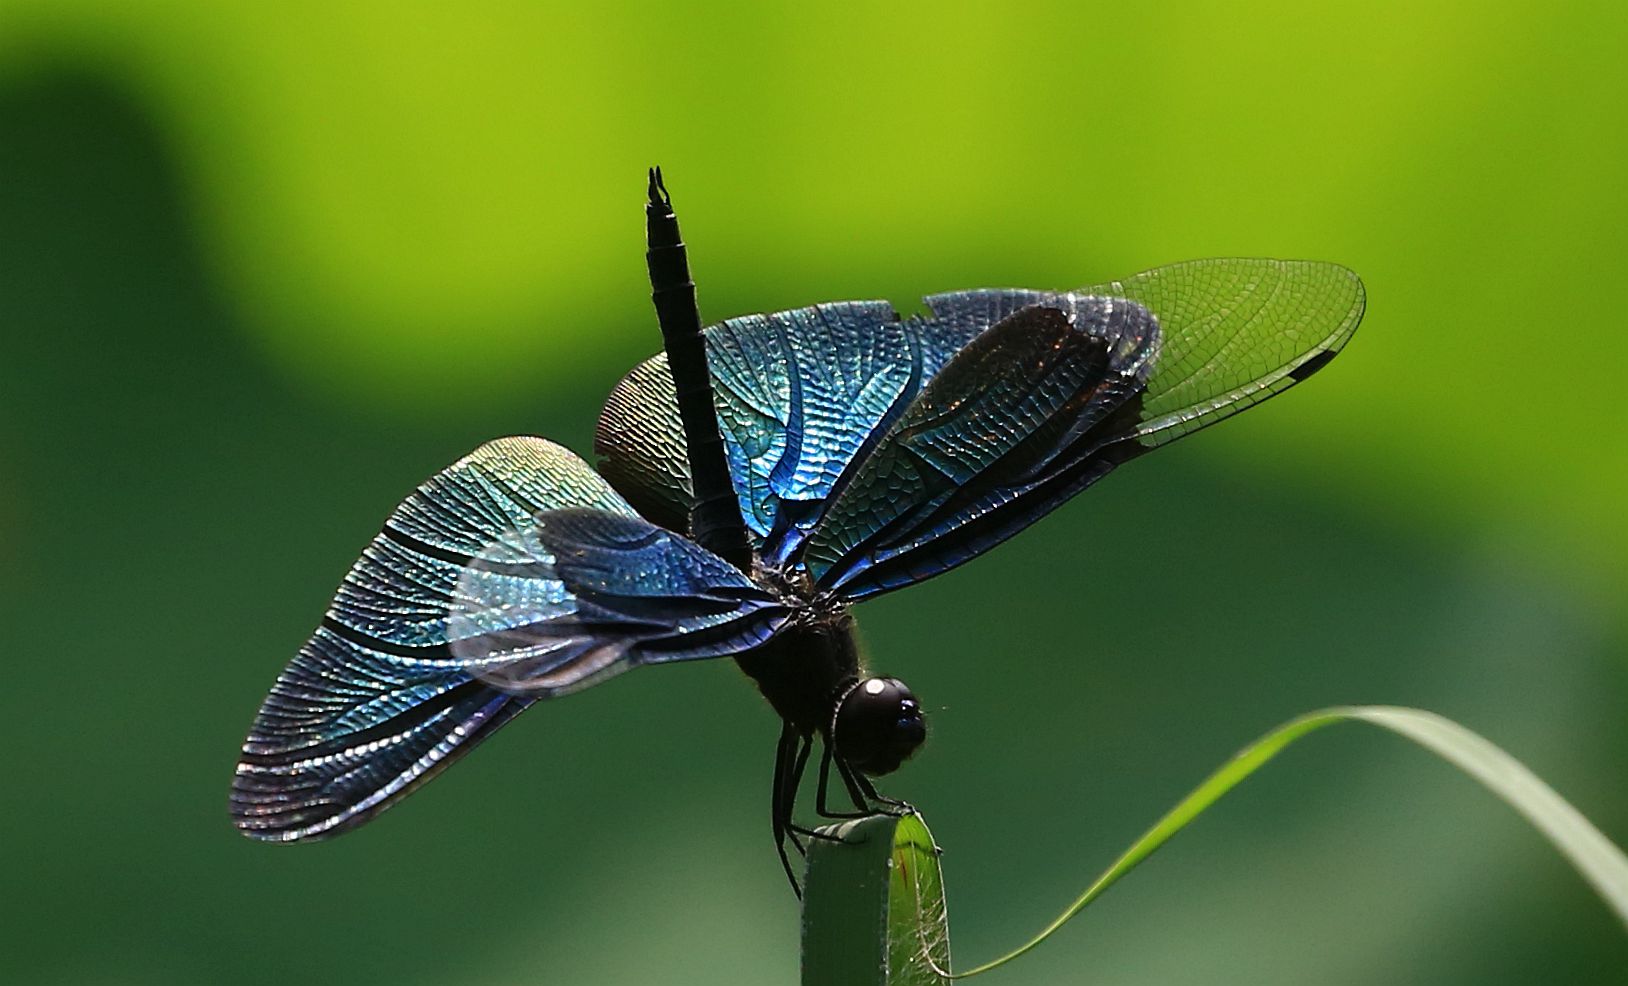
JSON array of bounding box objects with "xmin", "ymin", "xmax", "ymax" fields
[
  {"xmin": 596, "ymin": 258, "xmax": 1363, "ymax": 597},
  {"xmin": 598, "ymin": 301, "xmax": 932, "ymax": 563},
  {"xmin": 922, "ymin": 288, "xmax": 1060, "ymax": 332},
  {"xmin": 231, "ymin": 437, "xmax": 785, "ymax": 842},
  {"xmin": 808, "ymin": 259, "xmax": 1364, "ymax": 599},
  {"xmin": 806, "ymin": 300, "xmax": 1158, "ymax": 598},
  {"xmin": 1077, "ymin": 258, "xmax": 1364, "ymax": 448}
]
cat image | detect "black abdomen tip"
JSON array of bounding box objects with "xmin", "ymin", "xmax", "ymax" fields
[{"xmin": 647, "ymin": 166, "xmax": 670, "ymax": 208}]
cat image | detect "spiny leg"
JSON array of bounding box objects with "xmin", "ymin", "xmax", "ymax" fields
[
  {"xmin": 835, "ymin": 754, "xmax": 913, "ymax": 817},
  {"xmin": 834, "ymin": 750, "xmax": 871, "ymax": 812},
  {"xmin": 786, "ymin": 735, "xmax": 845, "ymax": 842},
  {"xmin": 851, "ymin": 764, "xmax": 913, "ymax": 814},
  {"xmin": 815, "ymin": 742, "xmax": 867, "ymax": 820},
  {"xmin": 781, "ymin": 732, "xmax": 812, "ymax": 855}
]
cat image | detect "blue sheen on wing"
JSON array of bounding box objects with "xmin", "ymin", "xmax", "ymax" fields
[
  {"xmin": 448, "ymin": 508, "xmax": 789, "ymax": 693},
  {"xmin": 805, "ymin": 299, "xmax": 1160, "ymax": 599},
  {"xmin": 921, "ymin": 288, "xmax": 1059, "ymax": 337},
  {"xmin": 231, "ymin": 437, "xmax": 786, "ymax": 843},
  {"xmin": 804, "ymin": 261, "xmax": 1362, "ymax": 599},
  {"xmin": 594, "ymin": 260, "xmax": 1362, "ymax": 594},
  {"xmin": 595, "ymin": 299, "xmax": 1035, "ymax": 563},
  {"xmin": 706, "ymin": 302, "xmax": 924, "ymax": 563}
]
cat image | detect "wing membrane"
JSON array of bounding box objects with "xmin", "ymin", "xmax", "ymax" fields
[
  {"xmin": 808, "ymin": 259, "xmax": 1362, "ymax": 598},
  {"xmin": 1078, "ymin": 258, "xmax": 1364, "ymax": 448},
  {"xmin": 595, "ymin": 298, "xmax": 1035, "ymax": 561},
  {"xmin": 595, "ymin": 358, "xmax": 693, "ymax": 533},
  {"xmin": 448, "ymin": 507, "xmax": 788, "ymax": 692},
  {"xmin": 922, "ymin": 288, "xmax": 1059, "ymax": 328},
  {"xmin": 806, "ymin": 300, "xmax": 1158, "ymax": 597},
  {"xmin": 599, "ymin": 302, "xmax": 934, "ymax": 563},
  {"xmin": 231, "ymin": 437, "xmax": 785, "ymax": 842},
  {"xmin": 597, "ymin": 259, "xmax": 1363, "ymax": 597}
]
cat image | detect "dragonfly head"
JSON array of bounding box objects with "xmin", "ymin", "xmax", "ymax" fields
[{"xmin": 832, "ymin": 676, "xmax": 927, "ymax": 776}]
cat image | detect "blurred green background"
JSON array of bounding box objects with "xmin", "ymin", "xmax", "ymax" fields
[{"xmin": 2, "ymin": 1, "xmax": 1625, "ymax": 983}]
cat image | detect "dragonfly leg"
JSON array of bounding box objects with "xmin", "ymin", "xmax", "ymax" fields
[
  {"xmin": 785, "ymin": 740, "xmax": 857, "ymax": 843},
  {"xmin": 788, "ymin": 823, "xmax": 844, "ymax": 844},
  {"xmin": 836, "ymin": 755, "xmax": 914, "ymax": 817},
  {"xmin": 771, "ymin": 722, "xmax": 802, "ymax": 896},
  {"xmin": 853, "ymin": 767, "xmax": 914, "ymax": 815},
  {"xmin": 833, "ymin": 752, "xmax": 872, "ymax": 813},
  {"xmin": 772, "ymin": 725, "xmax": 830, "ymax": 890},
  {"xmin": 815, "ymin": 742, "xmax": 867, "ymax": 819},
  {"xmin": 782, "ymin": 732, "xmax": 814, "ymax": 855}
]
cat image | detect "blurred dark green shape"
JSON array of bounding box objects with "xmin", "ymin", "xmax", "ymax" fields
[{"xmin": 2, "ymin": 8, "xmax": 1627, "ymax": 984}]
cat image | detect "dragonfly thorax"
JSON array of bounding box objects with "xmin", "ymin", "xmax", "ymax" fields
[{"xmin": 732, "ymin": 598, "xmax": 862, "ymax": 736}]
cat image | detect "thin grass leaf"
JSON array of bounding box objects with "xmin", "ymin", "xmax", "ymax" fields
[{"xmin": 944, "ymin": 705, "xmax": 1628, "ymax": 977}]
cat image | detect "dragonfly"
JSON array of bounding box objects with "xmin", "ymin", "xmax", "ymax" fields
[{"xmin": 230, "ymin": 169, "xmax": 1365, "ymax": 893}]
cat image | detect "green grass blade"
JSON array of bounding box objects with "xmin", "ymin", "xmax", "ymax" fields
[
  {"xmin": 950, "ymin": 705, "xmax": 1628, "ymax": 977},
  {"xmin": 888, "ymin": 813, "xmax": 951, "ymax": 985},
  {"xmin": 802, "ymin": 812, "xmax": 953, "ymax": 986},
  {"xmin": 802, "ymin": 815, "xmax": 898, "ymax": 986}
]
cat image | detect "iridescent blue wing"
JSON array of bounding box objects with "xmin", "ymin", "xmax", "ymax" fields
[
  {"xmin": 599, "ymin": 302, "xmax": 935, "ymax": 565},
  {"xmin": 446, "ymin": 507, "xmax": 788, "ymax": 691},
  {"xmin": 804, "ymin": 300, "xmax": 1159, "ymax": 598},
  {"xmin": 231, "ymin": 437, "xmax": 787, "ymax": 842},
  {"xmin": 710, "ymin": 302, "xmax": 926, "ymax": 563},
  {"xmin": 808, "ymin": 259, "xmax": 1365, "ymax": 599},
  {"xmin": 920, "ymin": 288, "xmax": 1060, "ymax": 329},
  {"xmin": 596, "ymin": 259, "xmax": 1363, "ymax": 594},
  {"xmin": 596, "ymin": 297, "xmax": 1052, "ymax": 560}
]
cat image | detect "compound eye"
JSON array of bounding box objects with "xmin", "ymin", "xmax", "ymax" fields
[{"xmin": 833, "ymin": 676, "xmax": 927, "ymax": 776}]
